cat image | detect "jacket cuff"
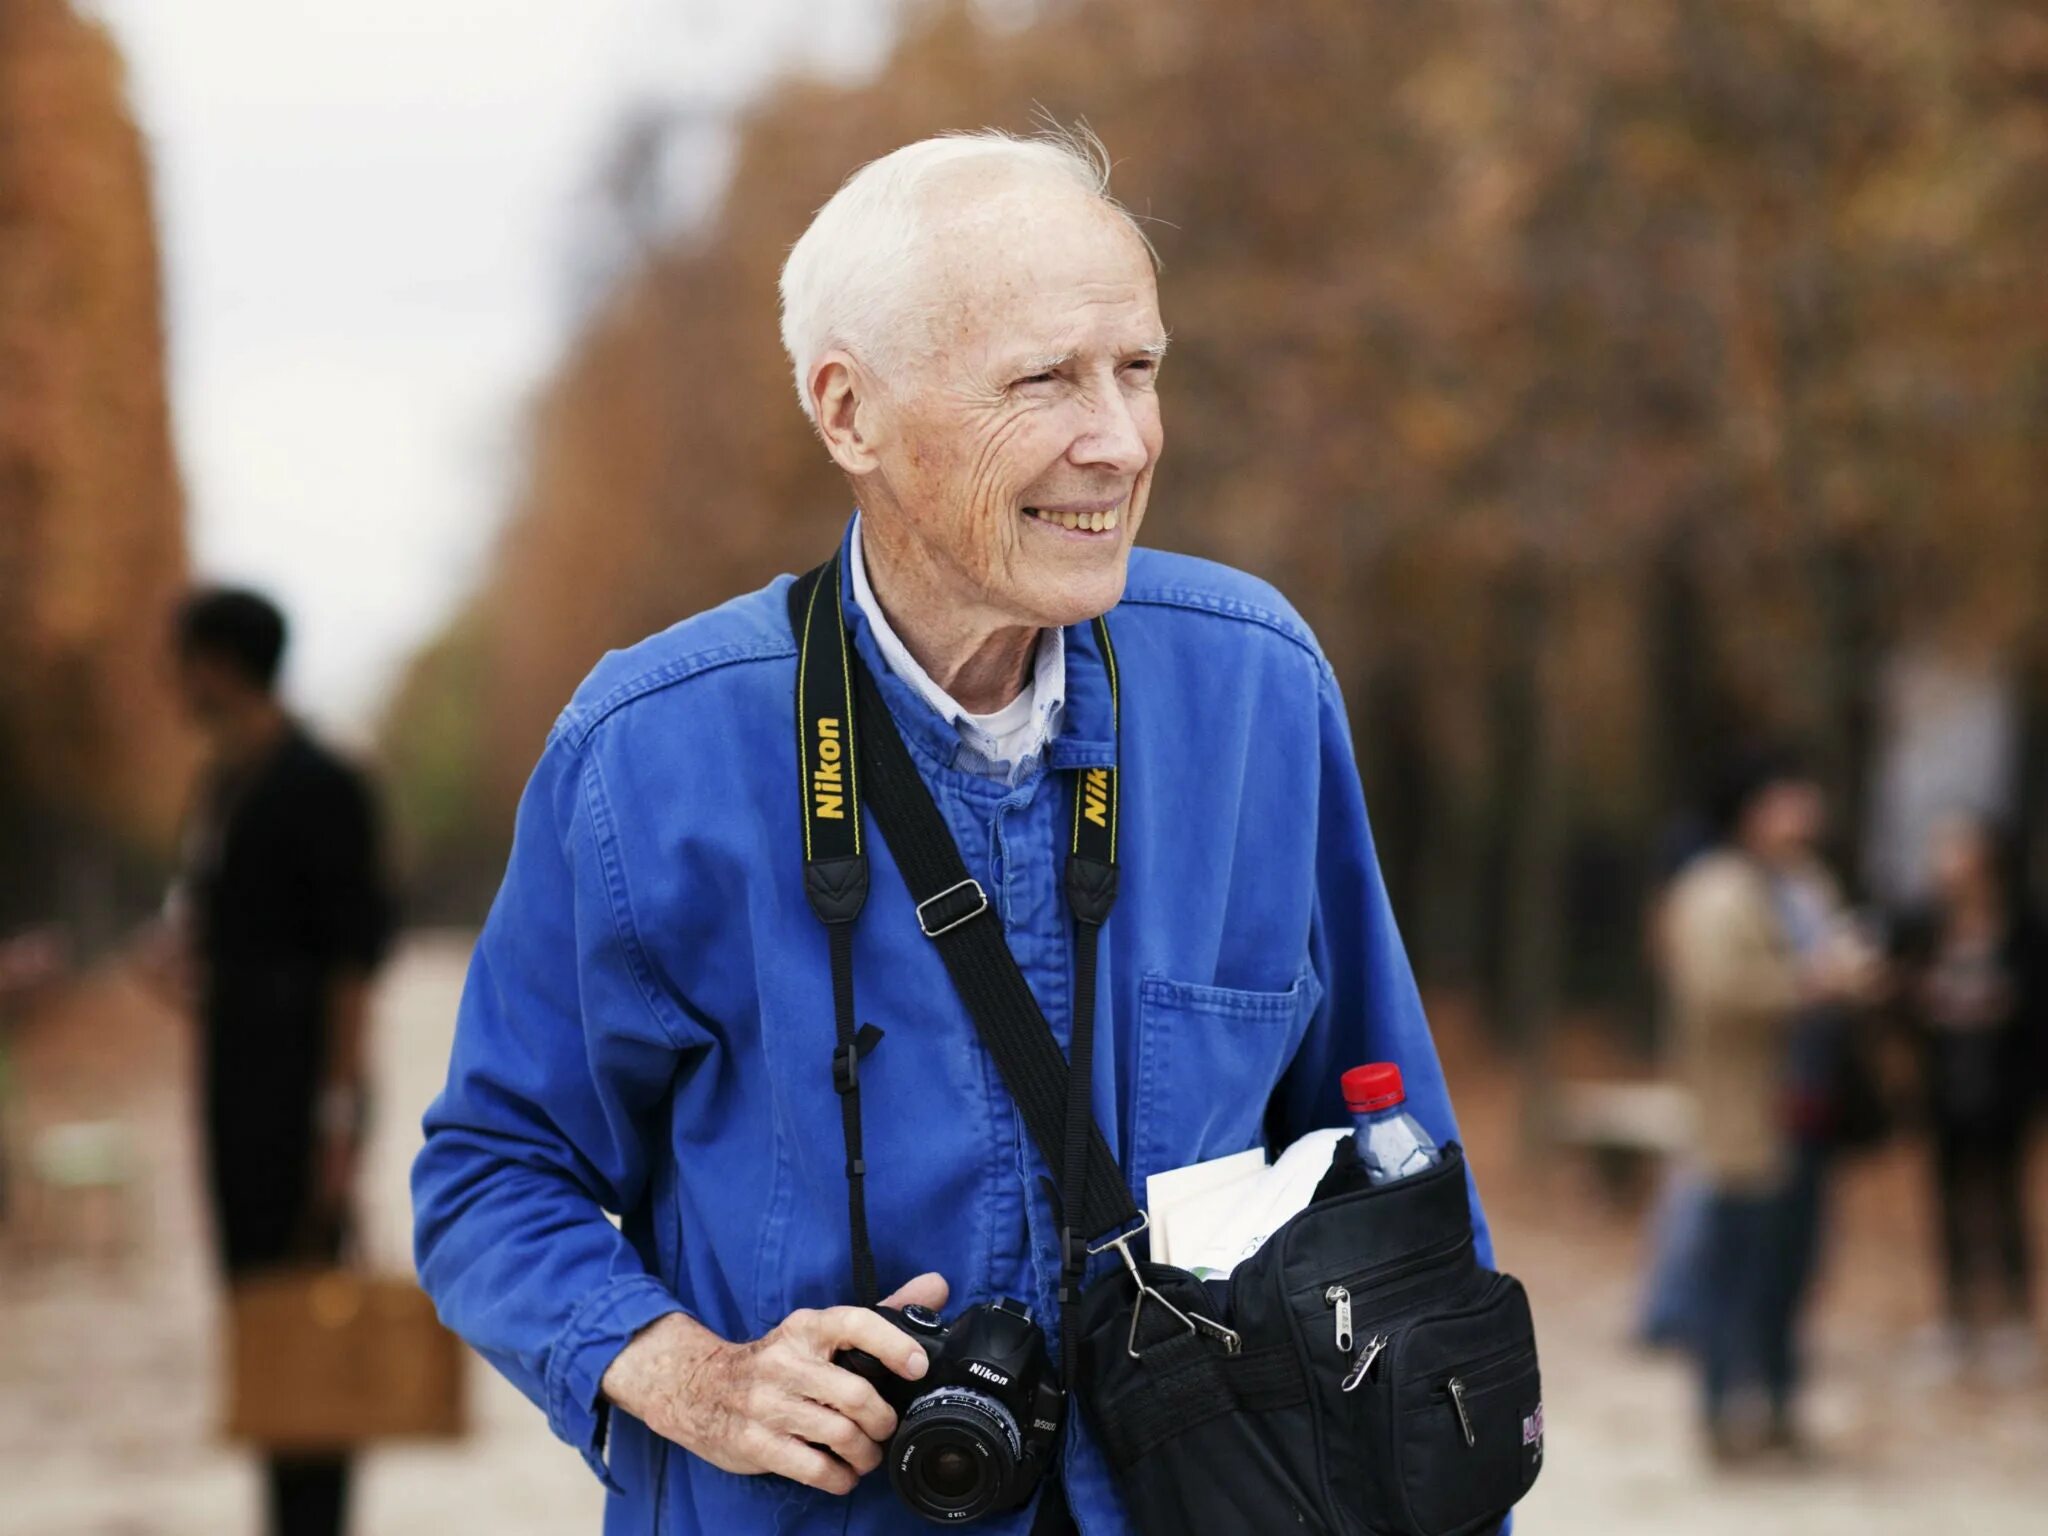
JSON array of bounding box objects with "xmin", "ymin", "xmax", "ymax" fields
[{"xmin": 543, "ymin": 1274, "xmax": 687, "ymax": 1492}]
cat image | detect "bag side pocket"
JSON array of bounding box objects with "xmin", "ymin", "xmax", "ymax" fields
[{"xmin": 1349, "ymin": 1273, "xmax": 1543, "ymax": 1536}]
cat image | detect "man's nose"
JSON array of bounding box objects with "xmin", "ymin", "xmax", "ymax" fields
[{"xmin": 1069, "ymin": 378, "xmax": 1151, "ymax": 477}]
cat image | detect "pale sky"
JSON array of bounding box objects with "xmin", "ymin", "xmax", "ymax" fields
[{"xmin": 88, "ymin": 0, "xmax": 894, "ymax": 742}]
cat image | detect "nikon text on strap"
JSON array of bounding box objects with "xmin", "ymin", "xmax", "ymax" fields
[
  {"xmin": 792, "ymin": 564, "xmax": 883, "ymax": 1306},
  {"xmin": 788, "ymin": 556, "xmax": 1141, "ymax": 1371}
]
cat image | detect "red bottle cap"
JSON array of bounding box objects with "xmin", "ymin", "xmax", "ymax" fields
[{"xmin": 1342, "ymin": 1063, "xmax": 1406, "ymax": 1114}]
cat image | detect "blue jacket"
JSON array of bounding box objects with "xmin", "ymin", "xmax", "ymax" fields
[{"xmin": 412, "ymin": 522, "xmax": 1499, "ymax": 1534}]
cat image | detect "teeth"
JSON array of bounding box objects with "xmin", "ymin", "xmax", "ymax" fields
[{"xmin": 1025, "ymin": 503, "xmax": 1123, "ymax": 533}]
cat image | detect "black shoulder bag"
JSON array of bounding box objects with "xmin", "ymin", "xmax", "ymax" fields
[{"xmin": 789, "ymin": 559, "xmax": 1543, "ymax": 1536}]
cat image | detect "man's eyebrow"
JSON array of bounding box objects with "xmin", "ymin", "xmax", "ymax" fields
[
  {"xmin": 1003, "ymin": 331, "xmax": 1171, "ymax": 374},
  {"xmin": 1005, "ymin": 335, "xmax": 1169, "ymax": 374},
  {"xmin": 1012, "ymin": 351, "xmax": 1075, "ymax": 376}
]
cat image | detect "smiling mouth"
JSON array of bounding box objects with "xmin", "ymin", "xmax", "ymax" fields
[{"xmin": 1023, "ymin": 503, "xmax": 1122, "ymax": 533}]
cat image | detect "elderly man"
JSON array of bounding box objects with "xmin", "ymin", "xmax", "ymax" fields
[{"xmin": 413, "ymin": 130, "xmax": 1497, "ymax": 1534}]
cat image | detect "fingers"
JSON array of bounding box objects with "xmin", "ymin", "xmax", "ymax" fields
[
  {"xmin": 880, "ymin": 1270, "xmax": 951, "ymax": 1314},
  {"xmin": 801, "ymin": 1306, "xmax": 930, "ymax": 1382},
  {"xmin": 742, "ymin": 1424, "xmax": 861, "ymax": 1496},
  {"xmin": 786, "ymin": 1354, "xmax": 898, "ymax": 1443},
  {"xmin": 703, "ymin": 1299, "xmax": 951, "ymax": 1497},
  {"xmin": 761, "ymin": 1395, "xmax": 885, "ymax": 1477}
]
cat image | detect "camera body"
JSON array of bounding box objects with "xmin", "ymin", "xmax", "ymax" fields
[{"xmin": 834, "ymin": 1298, "xmax": 1064, "ymax": 1524}]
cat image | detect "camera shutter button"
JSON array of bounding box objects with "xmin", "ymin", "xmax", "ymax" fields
[{"xmin": 901, "ymin": 1304, "xmax": 944, "ymax": 1330}]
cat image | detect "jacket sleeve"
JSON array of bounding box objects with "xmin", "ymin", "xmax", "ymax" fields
[
  {"xmin": 411, "ymin": 723, "xmax": 692, "ymax": 1489},
  {"xmin": 1271, "ymin": 664, "xmax": 1501, "ymax": 1274}
]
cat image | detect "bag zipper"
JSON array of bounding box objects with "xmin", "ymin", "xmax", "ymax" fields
[
  {"xmin": 1431, "ymin": 1342, "xmax": 1538, "ymax": 1451},
  {"xmin": 1324, "ymin": 1285, "xmax": 1354, "ymax": 1353},
  {"xmin": 1382, "ymin": 1273, "xmax": 1522, "ymax": 1425},
  {"xmin": 1310, "ymin": 1236, "xmax": 1474, "ymax": 1359},
  {"xmin": 1448, "ymin": 1378, "xmax": 1477, "ymax": 1447},
  {"xmin": 1308, "ymin": 1231, "xmax": 1473, "ymax": 1308},
  {"xmin": 1340, "ymin": 1332, "xmax": 1389, "ymax": 1392},
  {"xmin": 1430, "ymin": 1342, "xmax": 1536, "ymax": 1399},
  {"xmin": 1320, "ymin": 1232, "xmax": 1483, "ymax": 1389}
]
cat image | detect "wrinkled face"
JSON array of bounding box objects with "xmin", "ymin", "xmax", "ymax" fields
[{"xmin": 848, "ymin": 178, "xmax": 1166, "ymax": 628}]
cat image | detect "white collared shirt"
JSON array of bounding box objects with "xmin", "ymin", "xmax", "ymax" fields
[{"xmin": 849, "ymin": 513, "xmax": 1065, "ymax": 783}]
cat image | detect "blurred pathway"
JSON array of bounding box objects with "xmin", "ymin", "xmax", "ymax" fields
[
  {"xmin": 1459, "ymin": 1042, "xmax": 2048, "ymax": 1535},
  {"xmin": 3, "ymin": 937, "xmax": 2046, "ymax": 1533},
  {"xmin": 0, "ymin": 934, "xmax": 599, "ymax": 1536},
  {"xmin": 1501, "ymin": 1173, "xmax": 2048, "ymax": 1535}
]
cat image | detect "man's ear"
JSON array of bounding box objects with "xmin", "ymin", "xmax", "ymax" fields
[{"xmin": 811, "ymin": 352, "xmax": 884, "ymax": 476}]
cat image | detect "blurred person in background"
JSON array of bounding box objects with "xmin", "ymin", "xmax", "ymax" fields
[
  {"xmin": 1635, "ymin": 815, "xmax": 1715, "ymax": 1351},
  {"xmin": 1892, "ymin": 812, "xmax": 2044, "ymax": 1384},
  {"xmin": 160, "ymin": 588, "xmax": 394, "ymax": 1536},
  {"xmin": 1665, "ymin": 748, "xmax": 1881, "ymax": 1465}
]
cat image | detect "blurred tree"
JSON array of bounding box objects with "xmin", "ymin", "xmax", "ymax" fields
[
  {"xmin": 0, "ymin": 0, "xmax": 191, "ymax": 935},
  {"xmin": 387, "ymin": 0, "xmax": 2048, "ymax": 1014}
]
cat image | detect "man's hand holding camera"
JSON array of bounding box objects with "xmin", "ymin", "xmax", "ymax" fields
[{"xmin": 602, "ymin": 1271, "xmax": 950, "ymax": 1495}]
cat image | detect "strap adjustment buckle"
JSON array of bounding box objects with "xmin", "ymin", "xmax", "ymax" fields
[
  {"xmin": 1058, "ymin": 1226, "xmax": 1091, "ymax": 1306},
  {"xmin": 915, "ymin": 878, "xmax": 988, "ymax": 938},
  {"xmin": 832, "ymin": 1023, "xmax": 884, "ymax": 1096}
]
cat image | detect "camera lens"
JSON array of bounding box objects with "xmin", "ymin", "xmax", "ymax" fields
[
  {"xmin": 890, "ymin": 1387, "xmax": 1022, "ymax": 1523},
  {"xmin": 925, "ymin": 1445, "xmax": 978, "ymax": 1498}
]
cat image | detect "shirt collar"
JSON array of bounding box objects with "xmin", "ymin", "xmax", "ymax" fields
[{"xmin": 848, "ymin": 512, "xmax": 1066, "ymax": 781}]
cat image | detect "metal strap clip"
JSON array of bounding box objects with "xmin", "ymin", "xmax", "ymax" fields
[
  {"xmin": 915, "ymin": 878, "xmax": 988, "ymax": 938},
  {"xmin": 1089, "ymin": 1212, "xmax": 1242, "ymax": 1359}
]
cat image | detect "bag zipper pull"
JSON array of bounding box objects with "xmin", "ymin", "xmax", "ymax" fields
[
  {"xmin": 1448, "ymin": 1376, "xmax": 1476, "ymax": 1447},
  {"xmin": 1324, "ymin": 1285, "xmax": 1353, "ymax": 1353},
  {"xmin": 1341, "ymin": 1333, "xmax": 1389, "ymax": 1392}
]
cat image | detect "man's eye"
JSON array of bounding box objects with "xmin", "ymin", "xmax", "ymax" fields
[{"xmin": 1014, "ymin": 372, "xmax": 1058, "ymax": 388}]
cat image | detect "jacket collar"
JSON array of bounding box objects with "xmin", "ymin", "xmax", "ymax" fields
[{"xmin": 832, "ymin": 514, "xmax": 1116, "ymax": 778}]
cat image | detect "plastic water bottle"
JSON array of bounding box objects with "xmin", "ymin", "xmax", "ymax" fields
[{"xmin": 1342, "ymin": 1063, "xmax": 1440, "ymax": 1185}]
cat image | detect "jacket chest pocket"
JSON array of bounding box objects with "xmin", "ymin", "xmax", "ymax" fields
[{"xmin": 1130, "ymin": 966, "xmax": 1323, "ymax": 1185}]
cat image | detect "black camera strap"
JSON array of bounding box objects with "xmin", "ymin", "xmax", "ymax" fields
[
  {"xmin": 790, "ymin": 557, "xmax": 883, "ymax": 1307},
  {"xmin": 789, "ymin": 557, "xmax": 1141, "ymax": 1370}
]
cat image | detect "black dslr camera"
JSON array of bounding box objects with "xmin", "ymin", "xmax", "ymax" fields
[{"xmin": 834, "ymin": 1298, "xmax": 1064, "ymax": 1524}]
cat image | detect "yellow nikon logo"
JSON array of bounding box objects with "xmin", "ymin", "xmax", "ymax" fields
[
  {"xmin": 812, "ymin": 717, "xmax": 846, "ymax": 819},
  {"xmin": 1081, "ymin": 767, "xmax": 1110, "ymax": 830}
]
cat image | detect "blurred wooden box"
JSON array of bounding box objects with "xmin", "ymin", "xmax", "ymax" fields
[{"xmin": 225, "ymin": 1268, "xmax": 467, "ymax": 1450}]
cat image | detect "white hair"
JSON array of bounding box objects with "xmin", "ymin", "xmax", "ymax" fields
[{"xmin": 778, "ymin": 127, "xmax": 1153, "ymax": 423}]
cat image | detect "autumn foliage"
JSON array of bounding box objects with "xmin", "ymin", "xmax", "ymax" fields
[
  {"xmin": 0, "ymin": 0, "xmax": 190, "ymax": 909},
  {"xmin": 387, "ymin": 0, "xmax": 2048, "ymax": 975}
]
